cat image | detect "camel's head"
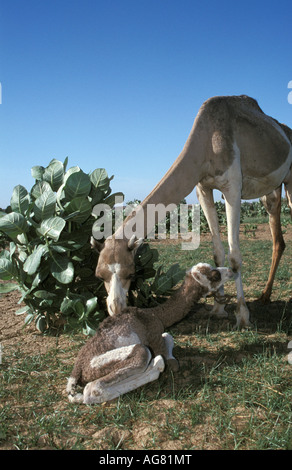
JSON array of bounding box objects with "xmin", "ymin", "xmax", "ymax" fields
[
  {"xmin": 190, "ymin": 263, "xmax": 236, "ymax": 294},
  {"xmin": 91, "ymin": 236, "xmax": 143, "ymax": 316}
]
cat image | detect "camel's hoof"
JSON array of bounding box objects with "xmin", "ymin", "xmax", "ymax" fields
[{"xmin": 258, "ymin": 293, "xmax": 271, "ymax": 304}]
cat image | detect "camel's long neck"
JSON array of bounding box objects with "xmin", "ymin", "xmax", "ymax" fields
[
  {"xmin": 114, "ymin": 117, "xmax": 207, "ymax": 239},
  {"xmin": 153, "ymin": 278, "xmax": 206, "ymax": 329}
]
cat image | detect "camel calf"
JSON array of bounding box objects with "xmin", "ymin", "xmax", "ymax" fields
[{"xmin": 67, "ymin": 263, "xmax": 236, "ymax": 404}]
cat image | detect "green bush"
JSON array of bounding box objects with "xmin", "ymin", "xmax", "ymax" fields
[
  {"xmin": 0, "ymin": 158, "xmax": 185, "ymax": 334},
  {"xmin": 131, "ymin": 244, "xmax": 184, "ymax": 308},
  {"xmin": 0, "ymin": 158, "xmax": 123, "ymax": 334}
]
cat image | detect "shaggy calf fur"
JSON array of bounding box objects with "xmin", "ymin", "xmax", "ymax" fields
[{"xmin": 67, "ymin": 263, "xmax": 235, "ymax": 404}]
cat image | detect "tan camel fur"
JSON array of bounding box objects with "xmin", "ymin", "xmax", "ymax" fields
[
  {"xmin": 94, "ymin": 95, "xmax": 292, "ymax": 328},
  {"xmin": 67, "ymin": 263, "xmax": 235, "ymax": 404},
  {"xmin": 256, "ymin": 124, "xmax": 292, "ymax": 303},
  {"xmin": 259, "ymin": 186, "xmax": 286, "ymax": 303},
  {"xmin": 91, "ymin": 236, "xmax": 142, "ymax": 316}
]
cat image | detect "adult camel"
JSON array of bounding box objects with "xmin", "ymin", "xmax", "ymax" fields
[{"xmin": 93, "ymin": 95, "xmax": 292, "ymax": 328}]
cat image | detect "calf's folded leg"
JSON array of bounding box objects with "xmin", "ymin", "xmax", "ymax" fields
[{"xmin": 70, "ymin": 343, "xmax": 165, "ymax": 404}]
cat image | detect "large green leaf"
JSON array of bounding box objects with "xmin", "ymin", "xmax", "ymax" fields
[
  {"xmin": 136, "ymin": 244, "xmax": 159, "ymax": 267},
  {"xmin": 63, "ymin": 197, "xmax": 92, "ymax": 223},
  {"xmin": 60, "ymin": 296, "xmax": 75, "ymax": 315},
  {"xmin": 9, "ymin": 242, "xmax": 17, "ymax": 256},
  {"xmin": 89, "ymin": 188, "xmax": 104, "ymax": 206},
  {"xmin": 36, "ymin": 315, "xmax": 47, "ymax": 333},
  {"xmin": 10, "ymin": 185, "xmax": 30, "ymax": 214},
  {"xmin": 85, "ymin": 297, "xmax": 98, "ymax": 315},
  {"xmin": 30, "ymin": 181, "xmax": 52, "ymax": 200},
  {"xmin": 64, "ymin": 170, "xmax": 91, "ymax": 199},
  {"xmin": 58, "ymin": 230, "xmax": 88, "ymax": 251},
  {"xmin": 50, "ymin": 252, "xmax": 74, "ymax": 284},
  {"xmin": 152, "ymin": 263, "xmax": 184, "ymax": 295},
  {"xmin": 83, "ymin": 323, "xmax": 97, "ymax": 336},
  {"xmin": 154, "ymin": 273, "xmax": 173, "ymax": 294},
  {"xmin": 31, "ymin": 262, "xmax": 51, "ymax": 288},
  {"xmin": 72, "ymin": 299, "xmax": 84, "ymax": 316},
  {"xmin": 63, "ymin": 166, "xmax": 80, "ymax": 184},
  {"xmin": 60, "ymin": 295, "xmax": 86, "ymax": 316},
  {"xmin": 37, "ymin": 217, "xmax": 66, "ymax": 241},
  {"xmin": 0, "ymin": 249, "xmax": 11, "ymax": 260},
  {"xmin": 0, "ymin": 258, "xmax": 18, "ymax": 280},
  {"xmin": 63, "ymin": 156, "xmax": 68, "ymax": 172},
  {"xmin": 0, "ymin": 282, "xmax": 19, "ymax": 293},
  {"xmin": 31, "ymin": 165, "xmax": 45, "ymax": 181},
  {"xmin": 90, "ymin": 168, "xmax": 110, "ymax": 191},
  {"xmin": 23, "ymin": 245, "xmax": 49, "ymax": 275},
  {"xmin": 33, "ymin": 190, "xmax": 56, "ymax": 221},
  {"xmin": 33, "ymin": 290, "xmax": 57, "ymax": 299},
  {"xmin": 166, "ymin": 263, "xmax": 185, "ymax": 286},
  {"xmin": 0, "ymin": 212, "xmax": 28, "ymax": 238},
  {"xmin": 42, "ymin": 159, "xmax": 64, "ymax": 191},
  {"xmin": 15, "ymin": 305, "xmax": 31, "ymax": 315}
]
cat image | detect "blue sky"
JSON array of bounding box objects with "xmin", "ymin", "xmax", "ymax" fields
[{"xmin": 0, "ymin": 0, "xmax": 292, "ymax": 208}]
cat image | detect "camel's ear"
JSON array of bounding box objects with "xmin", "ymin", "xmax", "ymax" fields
[
  {"xmin": 128, "ymin": 235, "xmax": 144, "ymax": 253},
  {"xmin": 90, "ymin": 236, "xmax": 104, "ymax": 253},
  {"xmin": 191, "ymin": 270, "xmax": 206, "ymax": 287}
]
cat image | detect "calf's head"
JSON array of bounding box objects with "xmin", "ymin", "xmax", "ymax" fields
[
  {"xmin": 91, "ymin": 236, "xmax": 143, "ymax": 316},
  {"xmin": 190, "ymin": 263, "xmax": 236, "ymax": 294}
]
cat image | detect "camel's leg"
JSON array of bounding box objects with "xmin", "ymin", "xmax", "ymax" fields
[
  {"xmin": 162, "ymin": 332, "xmax": 179, "ymax": 371},
  {"xmin": 74, "ymin": 344, "xmax": 164, "ymax": 405},
  {"xmin": 284, "ymin": 169, "xmax": 292, "ymax": 217},
  {"xmin": 223, "ymin": 186, "xmax": 251, "ymax": 329},
  {"xmin": 260, "ymin": 187, "xmax": 285, "ymax": 303},
  {"xmin": 196, "ymin": 185, "xmax": 228, "ymax": 317}
]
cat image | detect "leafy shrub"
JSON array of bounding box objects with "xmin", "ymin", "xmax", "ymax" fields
[
  {"xmin": 0, "ymin": 158, "xmax": 123, "ymax": 334},
  {"xmin": 131, "ymin": 244, "xmax": 185, "ymax": 308},
  {"xmin": 0, "ymin": 158, "xmax": 185, "ymax": 334}
]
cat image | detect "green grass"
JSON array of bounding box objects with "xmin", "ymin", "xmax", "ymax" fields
[
  {"xmin": 1, "ymin": 326, "xmax": 291, "ymax": 450},
  {"xmin": 155, "ymin": 237, "xmax": 291, "ymax": 299},
  {"xmin": 0, "ymin": 225, "xmax": 291, "ymax": 450}
]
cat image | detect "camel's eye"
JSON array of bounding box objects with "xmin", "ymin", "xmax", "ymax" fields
[{"xmin": 210, "ymin": 270, "xmax": 221, "ymax": 282}]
